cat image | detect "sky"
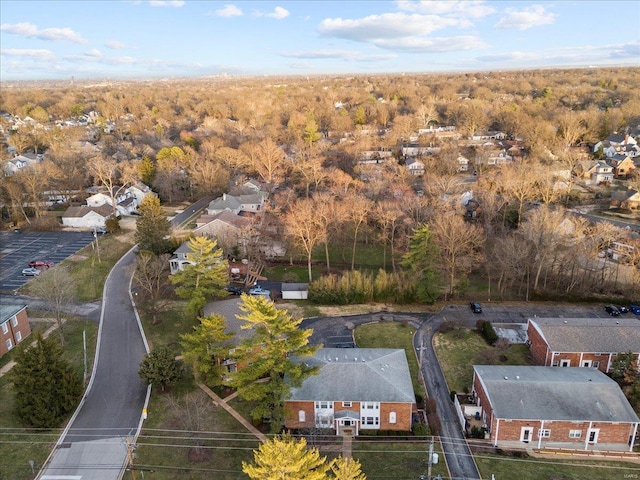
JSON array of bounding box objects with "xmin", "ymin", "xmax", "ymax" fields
[{"xmin": 1, "ymin": 0, "xmax": 639, "ymax": 82}]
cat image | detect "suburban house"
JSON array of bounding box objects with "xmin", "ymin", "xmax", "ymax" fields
[
  {"xmin": 194, "ymin": 210, "xmax": 252, "ymax": 252},
  {"xmin": 61, "ymin": 205, "xmax": 113, "ymax": 229},
  {"xmin": 582, "ymin": 161, "xmax": 614, "ymax": 185},
  {"xmin": 607, "ymin": 154, "xmax": 636, "ymax": 177},
  {"xmin": 594, "ymin": 133, "xmax": 639, "ymax": 158},
  {"xmin": 457, "ymin": 155, "xmax": 470, "ymax": 172},
  {"xmin": 86, "ymin": 184, "xmax": 154, "ymax": 216},
  {"xmin": 526, "ymin": 317, "xmax": 640, "ymax": 372},
  {"xmin": 206, "ymin": 192, "xmax": 264, "ymax": 216},
  {"xmin": 472, "ymin": 365, "xmax": 639, "ymax": 451},
  {"xmin": 284, "ymin": 348, "xmax": 416, "ymax": 436},
  {"xmin": 610, "ymin": 189, "xmax": 640, "ymax": 210},
  {"xmin": 1, "ymin": 304, "xmax": 31, "ymax": 357},
  {"xmin": 169, "ymin": 240, "xmax": 196, "ymax": 274},
  {"xmin": 405, "ymin": 157, "xmax": 425, "ymax": 176}
]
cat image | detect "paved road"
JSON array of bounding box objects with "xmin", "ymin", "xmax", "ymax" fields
[{"xmin": 38, "ymin": 248, "xmax": 149, "ymax": 480}]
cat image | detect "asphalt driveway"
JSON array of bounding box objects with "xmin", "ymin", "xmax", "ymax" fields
[{"xmin": 0, "ymin": 230, "xmax": 96, "ymax": 292}]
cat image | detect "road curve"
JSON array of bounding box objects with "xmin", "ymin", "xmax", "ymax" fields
[{"xmin": 38, "ymin": 248, "xmax": 149, "ymax": 480}]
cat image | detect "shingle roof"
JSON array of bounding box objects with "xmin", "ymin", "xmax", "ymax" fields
[
  {"xmin": 474, "ymin": 365, "xmax": 639, "ymax": 423},
  {"xmin": 529, "ymin": 318, "xmax": 640, "ymax": 353},
  {"xmin": 62, "ymin": 205, "xmax": 113, "ymax": 218},
  {"xmin": 288, "ymin": 348, "xmax": 415, "ymax": 403},
  {"xmin": 0, "ymin": 304, "xmax": 26, "ymax": 324}
]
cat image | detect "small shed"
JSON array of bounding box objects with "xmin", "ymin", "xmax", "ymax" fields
[{"xmin": 281, "ymin": 283, "xmax": 309, "ymax": 300}]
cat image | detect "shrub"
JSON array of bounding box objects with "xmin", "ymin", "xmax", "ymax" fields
[
  {"xmin": 477, "ymin": 320, "xmax": 498, "ymax": 345},
  {"xmin": 413, "ymin": 423, "xmax": 428, "ymax": 436}
]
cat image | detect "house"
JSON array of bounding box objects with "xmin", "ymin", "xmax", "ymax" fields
[
  {"xmin": 472, "ymin": 365, "xmax": 639, "ymax": 451},
  {"xmin": 169, "ymin": 241, "xmax": 196, "ymax": 274},
  {"xmin": 526, "ymin": 317, "xmax": 640, "ymax": 372},
  {"xmin": 3, "ymin": 154, "xmax": 39, "ymax": 176},
  {"xmin": 610, "ymin": 189, "xmax": 640, "ymax": 210},
  {"xmin": 607, "ymin": 154, "xmax": 636, "ymax": 177},
  {"xmin": 405, "ymin": 157, "xmax": 425, "ymax": 176},
  {"xmin": 194, "ymin": 210, "xmax": 252, "ymax": 253},
  {"xmin": 86, "ymin": 190, "xmax": 137, "ymax": 216},
  {"xmin": 582, "ymin": 161, "xmax": 614, "ymax": 185},
  {"xmin": 457, "ymin": 155, "xmax": 469, "ymax": 172},
  {"xmin": 594, "ymin": 133, "xmax": 638, "ymax": 158},
  {"xmin": 284, "ymin": 348, "xmax": 416, "ymax": 436},
  {"xmin": 1, "ymin": 304, "xmax": 31, "ymax": 357},
  {"xmin": 127, "ymin": 183, "xmax": 155, "ymax": 206},
  {"xmin": 61, "ymin": 205, "xmax": 113, "ymax": 229}
]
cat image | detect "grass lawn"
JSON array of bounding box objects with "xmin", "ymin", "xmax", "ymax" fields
[
  {"xmin": 354, "ymin": 321, "xmax": 424, "ymax": 398},
  {"xmin": 139, "ymin": 300, "xmax": 196, "ymax": 353},
  {"xmin": 433, "ymin": 326, "xmax": 532, "ymax": 393},
  {"xmin": 20, "ymin": 233, "xmax": 134, "ymax": 302},
  {"xmin": 474, "ymin": 453, "xmax": 640, "ymax": 480},
  {"xmin": 0, "ymin": 317, "xmax": 98, "ymax": 480}
]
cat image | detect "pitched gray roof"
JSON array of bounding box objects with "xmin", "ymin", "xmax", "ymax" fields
[
  {"xmin": 529, "ymin": 318, "xmax": 640, "ymax": 353},
  {"xmin": 63, "ymin": 205, "xmax": 113, "ymax": 218},
  {"xmin": 289, "ymin": 348, "xmax": 415, "ymax": 403},
  {"xmin": 474, "ymin": 365, "xmax": 639, "ymax": 423},
  {"xmin": 1, "ymin": 304, "xmax": 26, "ymax": 324}
]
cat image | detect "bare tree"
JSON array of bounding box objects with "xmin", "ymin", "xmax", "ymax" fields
[
  {"xmin": 133, "ymin": 252, "xmax": 171, "ymax": 325},
  {"xmin": 31, "ymin": 266, "xmax": 76, "ymax": 345},
  {"xmin": 89, "ymin": 155, "xmax": 137, "ymax": 216},
  {"xmin": 284, "ymin": 198, "xmax": 325, "ymax": 281}
]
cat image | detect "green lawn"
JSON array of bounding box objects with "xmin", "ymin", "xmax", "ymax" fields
[
  {"xmin": 0, "ymin": 317, "xmax": 98, "ymax": 480},
  {"xmin": 354, "ymin": 440, "xmax": 448, "ymax": 480},
  {"xmin": 433, "ymin": 326, "xmax": 532, "ymax": 393}
]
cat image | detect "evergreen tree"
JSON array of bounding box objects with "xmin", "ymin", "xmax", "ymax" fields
[
  {"xmin": 243, "ymin": 433, "xmax": 330, "ymax": 480},
  {"xmin": 138, "ymin": 346, "xmax": 183, "ymax": 392},
  {"xmin": 330, "ymin": 456, "xmax": 367, "ymax": 480},
  {"xmin": 225, "ymin": 295, "xmax": 319, "ymax": 430},
  {"xmin": 12, "ymin": 334, "xmax": 82, "ymax": 428},
  {"xmin": 135, "ymin": 195, "xmax": 172, "ymax": 255},
  {"xmin": 180, "ymin": 313, "xmax": 234, "ymax": 386},
  {"xmin": 170, "ymin": 236, "xmax": 228, "ymax": 317},
  {"xmin": 401, "ymin": 225, "xmax": 442, "ymax": 303}
]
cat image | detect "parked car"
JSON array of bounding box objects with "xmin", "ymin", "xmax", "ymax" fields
[
  {"xmin": 470, "ymin": 302, "xmax": 482, "ymax": 314},
  {"xmin": 249, "ymin": 285, "xmax": 271, "ymax": 298},
  {"xmin": 22, "ymin": 267, "xmax": 41, "ymax": 277},
  {"xmin": 618, "ymin": 305, "xmax": 629, "ymax": 314},
  {"xmin": 630, "ymin": 305, "xmax": 640, "ymax": 315},
  {"xmin": 604, "ymin": 305, "xmax": 621, "ymax": 316},
  {"xmin": 225, "ymin": 285, "xmax": 243, "ymax": 295},
  {"xmin": 28, "ymin": 259, "xmax": 53, "ymax": 268}
]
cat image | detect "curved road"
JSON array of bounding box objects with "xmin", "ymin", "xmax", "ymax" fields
[{"xmin": 38, "ymin": 248, "xmax": 149, "ymax": 480}]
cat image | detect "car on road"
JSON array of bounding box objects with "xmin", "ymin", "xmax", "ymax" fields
[
  {"xmin": 225, "ymin": 285, "xmax": 243, "ymax": 295},
  {"xmin": 630, "ymin": 305, "xmax": 640, "ymax": 315},
  {"xmin": 604, "ymin": 305, "xmax": 621, "ymax": 316},
  {"xmin": 28, "ymin": 259, "xmax": 54, "ymax": 268},
  {"xmin": 470, "ymin": 302, "xmax": 482, "ymax": 313},
  {"xmin": 22, "ymin": 267, "xmax": 42, "ymax": 277}
]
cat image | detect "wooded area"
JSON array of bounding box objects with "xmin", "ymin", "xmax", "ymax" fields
[{"xmin": 1, "ymin": 66, "xmax": 639, "ymax": 301}]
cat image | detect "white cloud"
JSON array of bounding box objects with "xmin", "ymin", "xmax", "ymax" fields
[
  {"xmin": 85, "ymin": 49, "xmax": 102, "ymax": 58},
  {"xmin": 1, "ymin": 48, "xmax": 55, "ymax": 61},
  {"xmin": 0, "ymin": 22, "xmax": 87, "ymax": 44},
  {"xmin": 377, "ymin": 35, "xmax": 483, "ymax": 53},
  {"xmin": 105, "ymin": 40, "xmax": 127, "ymax": 50},
  {"xmin": 396, "ymin": 0, "xmax": 494, "ymax": 18},
  {"xmin": 149, "ymin": 0, "xmax": 185, "ymax": 7},
  {"xmin": 215, "ymin": 4, "xmax": 243, "ymax": 17},
  {"xmin": 495, "ymin": 5, "xmax": 555, "ymax": 30},
  {"xmin": 265, "ymin": 6, "xmax": 290, "ymax": 19},
  {"xmin": 319, "ymin": 13, "xmax": 460, "ymax": 41},
  {"xmin": 254, "ymin": 6, "xmax": 290, "ymax": 19}
]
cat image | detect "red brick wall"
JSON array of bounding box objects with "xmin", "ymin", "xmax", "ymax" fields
[
  {"xmin": 0, "ymin": 308, "xmax": 31, "ymax": 357},
  {"xmin": 380, "ymin": 402, "xmax": 414, "ymax": 431},
  {"xmin": 527, "ymin": 321, "xmax": 551, "ymax": 366},
  {"xmin": 284, "ymin": 401, "xmax": 315, "ymax": 429}
]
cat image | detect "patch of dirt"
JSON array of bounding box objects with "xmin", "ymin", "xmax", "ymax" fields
[
  {"xmin": 188, "ymin": 447, "xmax": 212, "ymax": 463},
  {"xmin": 68, "ymin": 254, "xmax": 89, "ymax": 261}
]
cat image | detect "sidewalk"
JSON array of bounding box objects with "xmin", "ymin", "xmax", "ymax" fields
[{"xmin": 0, "ymin": 318, "xmax": 66, "ymax": 377}]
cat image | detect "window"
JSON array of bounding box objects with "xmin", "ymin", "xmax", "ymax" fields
[
  {"xmin": 560, "ymin": 360, "xmax": 570, "ymax": 367},
  {"xmin": 1, "ymin": 323, "xmax": 8, "ymax": 335},
  {"xmin": 298, "ymin": 410, "xmax": 306, "ymax": 422},
  {"xmin": 316, "ymin": 401, "xmax": 331, "ymax": 409},
  {"xmin": 16, "ymin": 331, "xmax": 22, "ymax": 342},
  {"xmin": 5, "ymin": 339, "xmax": 13, "ymax": 350},
  {"xmin": 389, "ymin": 412, "xmax": 396, "ymax": 424},
  {"xmin": 538, "ymin": 429, "xmax": 550, "ymax": 438},
  {"xmin": 362, "ymin": 417, "xmax": 378, "ymax": 426},
  {"xmin": 342, "ymin": 402, "xmax": 352, "ymax": 407},
  {"xmin": 593, "ymin": 361, "xmax": 600, "ymax": 368},
  {"xmin": 11, "ymin": 316, "xmax": 18, "ymax": 327},
  {"xmin": 569, "ymin": 430, "xmax": 581, "ymax": 439}
]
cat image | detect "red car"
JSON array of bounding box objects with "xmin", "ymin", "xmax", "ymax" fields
[{"xmin": 28, "ymin": 259, "xmax": 54, "ymax": 268}]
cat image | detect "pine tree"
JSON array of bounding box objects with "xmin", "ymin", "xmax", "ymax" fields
[
  {"xmin": 330, "ymin": 456, "xmax": 367, "ymax": 480},
  {"xmin": 242, "ymin": 433, "xmax": 330, "ymax": 480},
  {"xmin": 170, "ymin": 236, "xmax": 229, "ymax": 317},
  {"xmin": 225, "ymin": 295, "xmax": 319, "ymax": 430},
  {"xmin": 180, "ymin": 313, "xmax": 234, "ymax": 386},
  {"xmin": 401, "ymin": 225, "xmax": 442, "ymax": 303},
  {"xmin": 135, "ymin": 195, "xmax": 172, "ymax": 255},
  {"xmin": 138, "ymin": 346, "xmax": 183, "ymax": 392},
  {"xmin": 12, "ymin": 334, "xmax": 83, "ymax": 428}
]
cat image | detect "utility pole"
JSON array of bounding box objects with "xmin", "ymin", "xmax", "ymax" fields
[
  {"xmin": 426, "ymin": 436, "xmax": 434, "ymax": 480},
  {"xmin": 126, "ymin": 436, "xmax": 137, "ymax": 480}
]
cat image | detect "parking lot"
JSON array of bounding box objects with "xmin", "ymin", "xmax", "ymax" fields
[{"xmin": 0, "ymin": 230, "xmax": 96, "ymax": 292}]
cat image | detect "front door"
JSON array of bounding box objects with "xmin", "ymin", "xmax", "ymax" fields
[
  {"xmin": 520, "ymin": 426, "xmax": 534, "ymax": 443},
  {"xmin": 587, "ymin": 429, "xmax": 599, "ymax": 444}
]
